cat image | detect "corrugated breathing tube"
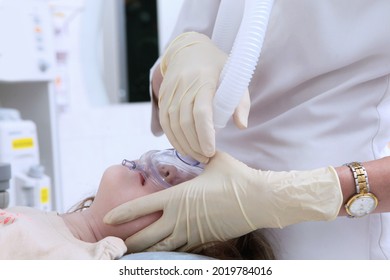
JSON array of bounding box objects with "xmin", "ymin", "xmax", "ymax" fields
[{"xmin": 212, "ymin": 0, "xmax": 274, "ymax": 128}]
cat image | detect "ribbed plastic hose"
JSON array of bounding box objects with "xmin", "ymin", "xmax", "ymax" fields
[{"xmin": 212, "ymin": 0, "xmax": 274, "ymax": 128}]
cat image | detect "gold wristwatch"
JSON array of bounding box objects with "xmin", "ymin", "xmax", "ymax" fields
[{"xmin": 344, "ymin": 162, "xmax": 378, "ymax": 218}]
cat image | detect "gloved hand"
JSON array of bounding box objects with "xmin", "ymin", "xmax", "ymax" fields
[
  {"xmin": 158, "ymin": 31, "xmax": 250, "ymax": 163},
  {"xmin": 104, "ymin": 151, "xmax": 343, "ymax": 253}
]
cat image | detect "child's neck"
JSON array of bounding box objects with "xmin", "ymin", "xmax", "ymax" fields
[{"xmin": 60, "ymin": 210, "xmax": 105, "ymax": 243}]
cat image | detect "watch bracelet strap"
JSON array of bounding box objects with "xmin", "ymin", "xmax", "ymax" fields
[{"xmin": 344, "ymin": 162, "xmax": 370, "ymax": 194}]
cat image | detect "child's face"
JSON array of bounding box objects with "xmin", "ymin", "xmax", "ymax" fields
[{"xmin": 92, "ymin": 164, "xmax": 164, "ymax": 241}]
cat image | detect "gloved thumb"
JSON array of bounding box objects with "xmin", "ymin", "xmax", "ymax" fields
[
  {"xmin": 232, "ymin": 90, "xmax": 250, "ymax": 129},
  {"xmin": 104, "ymin": 191, "xmax": 165, "ymax": 225}
]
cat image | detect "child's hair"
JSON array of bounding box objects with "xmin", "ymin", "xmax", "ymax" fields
[
  {"xmin": 68, "ymin": 196, "xmax": 94, "ymax": 212},
  {"xmin": 69, "ymin": 196, "xmax": 275, "ymax": 260},
  {"xmin": 188, "ymin": 230, "xmax": 275, "ymax": 260}
]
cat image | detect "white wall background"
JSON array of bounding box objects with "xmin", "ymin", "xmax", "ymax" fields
[
  {"xmin": 57, "ymin": 0, "xmax": 183, "ymax": 211},
  {"xmin": 157, "ymin": 0, "xmax": 184, "ymax": 52}
]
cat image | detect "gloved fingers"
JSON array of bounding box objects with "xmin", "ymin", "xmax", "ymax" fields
[
  {"xmin": 232, "ymin": 90, "xmax": 250, "ymax": 129},
  {"xmin": 160, "ymin": 32, "xmax": 198, "ymax": 75},
  {"xmin": 167, "ymin": 79, "xmax": 206, "ymax": 160},
  {"xmin": 172, "ymin": 83, "xmax": 213, "ymax": 163},
  {"xmin": 176, "ymin": 80, "xmax": 205, "ymax": 155},
  {"xmin": 144, "ymin": 214, "xmax": 189, "ymax": 252},
  {"xmin": 124, "ymin": 215, "xmax": 177, "ymax": 253},
  {"xmin": 193, "ymin": 84, "xmax": 216, "ymax": 158},
  {"xmin": 159, "ymin": 75, "xmax": 210, "ymax": 162},
  {"xmin": 158, "ymin": 79, "xmax": 187, "ymax": 156},
  {"xmin": 203, "ymin": 150, "xmax": 245, "ymax": 173},
  {"xmin": 104, "ymin": 191, "xmax": 166, "ymax": 225}
]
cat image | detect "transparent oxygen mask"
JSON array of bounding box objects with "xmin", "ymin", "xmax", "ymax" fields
[{"xmin": 122, "ymin": 149, "xmax": 204, "ymax": 189}]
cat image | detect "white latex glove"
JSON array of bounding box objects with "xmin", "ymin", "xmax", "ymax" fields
[
  {"xmin": 104, "ymin": 151, "xmax": 343, "ymax": 253},
  {"xmin": 158, "ymin": 32, "xmax": 250, "ymax": 163}
]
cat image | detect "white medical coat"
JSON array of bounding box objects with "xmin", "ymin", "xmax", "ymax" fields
[{"xmin": 151, "ymin": 0, "xmax": 390, "ymax": 259}]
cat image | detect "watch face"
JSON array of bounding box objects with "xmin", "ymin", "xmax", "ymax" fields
[{"xmin": 347, "ymin": 193, "xmax": 378, "ymax": 217}]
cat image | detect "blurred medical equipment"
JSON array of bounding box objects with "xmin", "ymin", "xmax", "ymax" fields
[
  {"xmin": 0, "ymin": 0, "xmax": 61, "ymax": 210},
  {"xmin": 212, "ymin": 0, "xmax": 274, "ymax": 128},
  {"xmin": 122, "ymin": 149, "xmax": 204, "ymax": 189},
  {"xmin": 0, "ymin": 163, "xmax": 11, "ymax": 209},
  {"xmin": 80, "ymin": 0, "xmax": 109, "ymax": 106},
  {"xmin": 14, "ymin": 165, "xmax": 52, "ymax": 211},
  {"xmin": 0, "ymin": 0, "xmax": 56, "ymax": 81},
  {"xmin": 0, "ymin": 109, "xmax": 52, "ymax": 210},
  {"xmin": 49, "ymin": 1, "xmax": 83, "ymax": 111}
]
